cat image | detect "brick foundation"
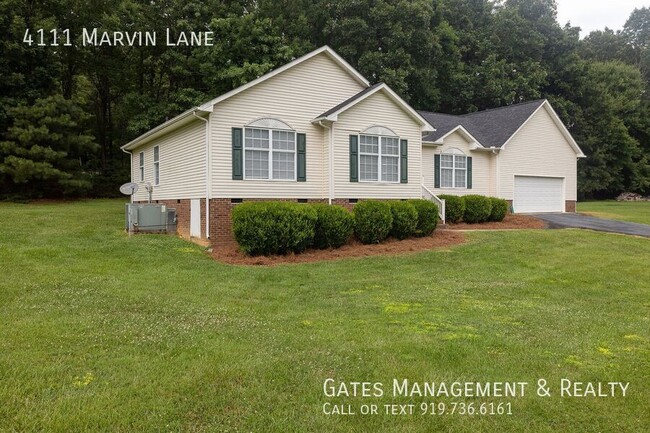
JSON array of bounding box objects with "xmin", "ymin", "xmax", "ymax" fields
[
  {"xmin": 565, "ymin": 200, "xmax": 576, "ymax": 213},
  {"xmin": 209, "ymin": 198, "xmax": 358, "ymax": 248}
]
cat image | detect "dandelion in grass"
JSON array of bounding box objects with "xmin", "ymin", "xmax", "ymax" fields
[
  {"xmin": 598, "ymin": 346, "xmax": 613, "ymax": 356},
  {"xmin": 73, "ymin": 372, "xmax": 95, "ymax": 388}
]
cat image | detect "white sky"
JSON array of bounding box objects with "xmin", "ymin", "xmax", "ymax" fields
[{"xmin": 555, "ymin": 0, "xmax": 647, "ymax": 37}]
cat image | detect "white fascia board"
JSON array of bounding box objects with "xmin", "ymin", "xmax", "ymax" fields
[
  {"xmin": 198, "ymin": 46, "xmax": 370, "ymax": 111},
  {"xmin": 501, "ymin": 100, "xmax": 586, "ymax": 157},
  {"xmin": 312, "ymin": 83, "xmax": 435, "ymax": 132},
  {"xmin": 432, "ymin": 125, "xmax": 484, "ymax": 148},
  {"xmin": 541, "ymin": 101, "xmax": 586, "ymax": 158},
  {"xmin": 121, "ymin": 108, "xmax": 210, "ymax": 150}
]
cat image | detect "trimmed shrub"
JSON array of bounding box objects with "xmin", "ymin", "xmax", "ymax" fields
[
  {"xmin": 408, "ymin": 199, "xmax": 439, "ymax": 237},
  {"xmin": 387, "ymin": 201, "xmax": 418, "ymax": 240},
  {"xmin": 312, "ymin": 204, "xmax": 354, "ymax": 249},
  {"xmin": 353, "ymin": 200, "xmax": 393, "ymax": 244},
  {"xmin": 488, "ymin": 197, "xmax": 509, "ymax": 222},
  {"xmin": 438, "ymin": 194, "xmax": 465, "ymax": 223},
  {"xmin": 232, "ymin": 201, "xmax": 317, "ymax": 255},
  {"xmin": 462, "ymin": 195, "xmax": 493, "ymax": 223}
]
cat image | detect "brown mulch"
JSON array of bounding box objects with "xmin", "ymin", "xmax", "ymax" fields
[
  {"xmin": 211, "ymin": 230, "xmax": 466, "ymax": 266},
  {"xmin": 446, "ymin": 213, "xmax": 547, "ymax": 230},
  {"xmin": 210, "ymin": 214, "xmax": 546, "ymax": 266}
]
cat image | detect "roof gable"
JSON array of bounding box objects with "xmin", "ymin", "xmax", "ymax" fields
[
  {"xmin": 503, "ymin": 101, "xmax": 585, "ymax": 157},
  {"xmin": 122, "ymin": 46, "xmax": 369, "ymax": 150},
  {"xmin": 198, "ymin": 46, "xmax": 369, "ymax": 111},
  {"xmin": 314, "ymin": 83, "xmax": 435, "ymax": 131},
  {"xmin": 419, "ymin": 100, "xmax": 584, "ymax": 156}
]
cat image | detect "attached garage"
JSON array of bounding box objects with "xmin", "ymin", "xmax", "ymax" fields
[{"xmin": 513, "ymin": 176, "xmax": 564, "ymax": 213}]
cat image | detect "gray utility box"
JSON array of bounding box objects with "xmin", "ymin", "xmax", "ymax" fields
[{"xmin": 125, "ymin": 203, "xmax": 177, "ymax": 233}]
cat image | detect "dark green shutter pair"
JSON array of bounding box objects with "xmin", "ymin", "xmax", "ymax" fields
[
  {"xmin": 232, "ymin": 128, "xmax": 306, "ymax": 181},
  {"xmin": 434, "ymin": 154, "xmax": 472, "ymax": 189},
  {"xmin": 349, "ymin": 135, "xmax": 408, "ymax": 183}
]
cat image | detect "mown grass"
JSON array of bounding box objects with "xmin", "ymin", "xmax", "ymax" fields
[
  {"xmin": 578, "ymin": 200, "xmax": 650, "ymax": 225},
  {"xmin": 0, "ymin": 199, "xmax": 648, "ymax": 432}
]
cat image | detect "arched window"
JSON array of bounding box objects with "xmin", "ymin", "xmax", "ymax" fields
[
  {"xmin": 244, "ymin": 118, "xmax": 296, "ymax": 180},
  {"xmin": 359, "ymin": 125, "xmax": 400, "ymax": 183},
  {"xmin": 439, "ymin": 148, "xmax": 467, "ymax": 188}
]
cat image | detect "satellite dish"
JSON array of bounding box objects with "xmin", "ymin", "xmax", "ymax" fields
[{"xmin": 119, "ymin": 182, "xmax": 139, "ymax": 195}]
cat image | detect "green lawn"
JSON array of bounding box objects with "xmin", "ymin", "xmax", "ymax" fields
[
  {"xmin": 0, "ymin": 199, "xmax": 648, "ymax": 432},
  {"xmin": 578, "ymin": 200, "xmax": 650, "ymax": 225}
]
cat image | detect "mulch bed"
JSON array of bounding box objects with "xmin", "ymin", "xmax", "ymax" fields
[
  {"xmin": 211, "ymin": 230, "xmax": 466, "ymax": 266},
  {"xmin": 445, "ymin": 214, "xmax": 547, "ymax": 230},
  {"xmin": 210, "ymin": 214, "xmax": 546, "ymax": 266}
]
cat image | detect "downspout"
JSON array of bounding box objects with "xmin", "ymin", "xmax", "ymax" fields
[
  {"xmin": 318, "ymin": 120, "xmax": 334, "ymax": 205},
  {"xmin": 493, "ymin": 148, "xmax": 500, "ymax": 198},
  {"xmin": 121, "ymin": 147, "xmax": 134, "ymax": 203},
  {"xmin": 192, "ymin": 111, "xmax": 210, "ymax": 239}
]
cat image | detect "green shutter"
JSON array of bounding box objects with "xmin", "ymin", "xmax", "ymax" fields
[
  {"xmin": 349, "ymin": 135, "xmax": 358, "ymax": 182},
  {"xmin": 467, "ymin": 156, "xmax": 472, "ymax": 189},
  {"xmin": 297, "ymin": 133, "xmax": 306, "ymax": 182},
  {"xmin": 434, "ymin": 154, "xmax": 441, "ymax": 188},
  {"xmin": 232, "ymin": 128, "xmax": 243, "ymax": 180},
  {"xmin": 400, "ymin": 139, "xmax": 408, "ymax": 183}
]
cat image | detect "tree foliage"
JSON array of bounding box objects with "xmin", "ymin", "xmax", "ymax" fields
[{"xmin": 1, "ymin": 0, "xmax": 648, "ymax": 199}]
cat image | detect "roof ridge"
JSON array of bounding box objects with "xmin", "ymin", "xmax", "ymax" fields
[
  {"xmin": 417, "ymin": 110, "xmax": 461, "ymax": 117},
  {"xmin": 459, "ymin": 99, "xmax": 546, "ymax": 117}
]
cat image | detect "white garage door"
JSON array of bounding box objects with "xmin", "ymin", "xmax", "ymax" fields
[{"xmin": 514, "ymin": 176, "xmax": 564, "ymax": 213}]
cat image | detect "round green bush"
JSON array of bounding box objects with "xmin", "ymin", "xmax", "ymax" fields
[
  {"xmin": 312, "ymin": 204, "xmax": 354, "ymax": 249},
  {"xmin": 438, "ymin": 194, "xmax": 465, "ymax": 223},
  {"xmin": 488, "ymin": 197, "xmax": 509, "ymax": 222},
  {"xmin": 353, "ymin": 200, "xmax": 393, "ymax": 244},
  {"xmin": 462, "ymin": 195, "xmax": 493, "ymax": 224},
  {"xmin": 232, "ymin": 201, "xmax": 317, "ymax": 255},
  {"xmin": 387, "ymin": 201, "xmax": 418, "ymax": 240},
  {"xmin": 408, "ymin": 199, "xmax": 439, "ymax": 237}
]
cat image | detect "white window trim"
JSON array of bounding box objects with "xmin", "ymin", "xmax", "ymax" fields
[
  {"xmin": 243, "ymin": 127, "xmax": 297, "ymax": 181},
  {"xmin": 439, "ymin": 153, "xmax": 467, "ymax": 189},
  {"xmin": 358, "ymin": 133, "xmax": 400, "ymax": 183},
  {"xmin": 153, "ymin": 145, "xmax": 160, "ymax": 186},
  {"xmin": 138, "ymin": 151, "xmax": 144, "ymax": 182}
]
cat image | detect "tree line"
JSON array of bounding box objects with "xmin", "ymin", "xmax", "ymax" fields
[{"xmin": 1, "ymin": 0, "xmax": 648, "ymax": 199}]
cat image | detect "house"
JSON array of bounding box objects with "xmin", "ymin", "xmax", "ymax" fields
[
  {"xmin": 419, "ymin": 100, "xmax": 585, "ymax": 214},
  {"xmin": 121, "ymin": 46, "xmax": 585, "ymax": 246}
]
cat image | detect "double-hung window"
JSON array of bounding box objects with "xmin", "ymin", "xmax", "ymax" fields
[
  {"xmin": 153, "ymin": 145, "xmax": 160, "ymax": 185},
  {"xmin": 440, "ymin": 154, "xmax": 467, "ymax": 188},
  {"xmin": 244, "ymin": 128, "xmax": 296, "ymax": 180},
  {"xmin": 359, "ymin": 134, "xmax": 399, "ymax": 182},
  {"xmin": 138, "ymin": 152, "xmax": 144, "ymax": 181}
]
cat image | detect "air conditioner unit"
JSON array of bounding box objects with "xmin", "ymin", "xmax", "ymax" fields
[{"xmin": 125, "ymin": 203, "xmax": 177, "ymax": 234}]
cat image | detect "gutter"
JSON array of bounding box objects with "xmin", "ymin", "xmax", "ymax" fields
[
  {"xmin": 318, "ymin": 120, "xmax": 334, "ymax": 205},
  {"xmin": 192, "ymin": 110, "xmax": 211, "ymax": 239}
]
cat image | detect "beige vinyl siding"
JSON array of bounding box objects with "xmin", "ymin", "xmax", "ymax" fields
[
  {"xmin": 131, "ymin": 121, "xmax": 206, "ymax": 201},
  {"xmin": 210, "ymin": 53, "xmax": 365, "ymax": 198},
  {"xmin": 332, "ymin": 91, "xmax": 421, "ymax": 199},
  {"xmin": 499, "ymin": 106, "xmax": 578, "ymax": 201},
  {"xmin": 422, "ymin": 131, "xmax": 495, "ymax": 196}
]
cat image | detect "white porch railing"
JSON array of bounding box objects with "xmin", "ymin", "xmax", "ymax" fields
[{"xmin": 421, "ymin": 184, "xmax": 445, "ymax": 224}]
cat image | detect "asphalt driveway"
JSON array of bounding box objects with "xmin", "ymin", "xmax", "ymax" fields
[{"xmin": 531, "ymin": 213, "xmax": 650, "ymax": 237}]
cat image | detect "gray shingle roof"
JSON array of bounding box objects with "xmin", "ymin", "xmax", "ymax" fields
[
  {"xmin": 419, "ymin": 99, "xmax": 546, "ymax": 148},
  {"xmin": 316, "ymin": 82, "xmax": 383, "ymax": 119}
]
